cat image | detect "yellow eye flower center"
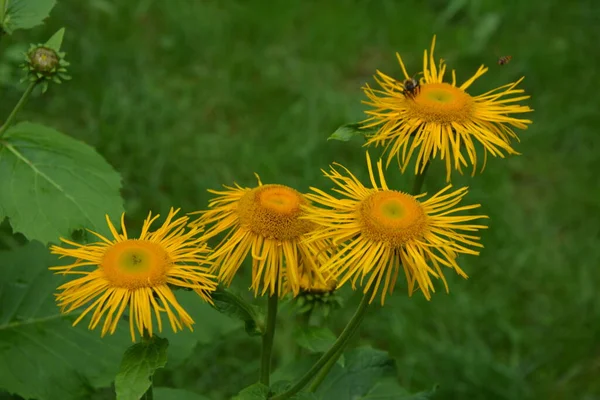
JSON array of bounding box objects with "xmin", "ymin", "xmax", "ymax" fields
[
  {"xmin": 407, "ymin": 82, "xmax": 473, "ymax": 123},
  {"xmin": 101, "ymin": 240, "xmax": 170, "ymax": 288},
  {"xmin": 359, "ymin": 191, "xmax": 427, "ymax": 247},
  {"xmin": 238, "ymin": 184, "xmax": 314, "ymax": 240}
]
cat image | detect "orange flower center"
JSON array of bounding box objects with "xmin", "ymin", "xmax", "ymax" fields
[
  {"xmin": 101, "ymin": 240, "xmax": 170, "ymax": 288},
  {"xmin": 406, "ymin": 82, "xmax": 473, "ymax": 123},
  {"xmin": 238, "ymin": 184, "xmax": 314, "ymax": 240},
  {"xmin": 359, "ymin": 191, "xmax": 427, "ymax": 247}
]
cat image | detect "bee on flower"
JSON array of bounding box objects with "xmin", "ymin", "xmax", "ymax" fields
[{"xmin": 362, "ymin": 36, "xmax": 533, "ymax": 182}]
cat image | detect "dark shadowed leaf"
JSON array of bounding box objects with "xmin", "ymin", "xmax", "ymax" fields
[
  {"xmin": 315, "ymin": 347, "xmax": 396, "ymax": 399},
  {"xmin": 154, "ymin": 387, "xmax": 211, "ymax": 400},
  {"xmin": 232, "ymin": 383, "xmax": 270, "ymax": 400},
  {"xmin": 159, "ymin": 290, "xmax": 242, "ymax": 366},
  {"xmin": 359, "ymin": 378, "xmax": 438, "ymax": 399},
  {"xmin": 0, "ymin": 241, "xmax": 130, "ymax": 400},
  {"xmin": 211, "ymin": 287, "xmax": 264, "ymax": 336}
]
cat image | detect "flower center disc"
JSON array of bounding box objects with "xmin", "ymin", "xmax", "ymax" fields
[
  {"xmin": 407, "ymin": 82, "xmax": 473, "ymax": 123},
  {"xmin": 101, "ymin": 240, "xmax": 170, "ymax": 288},
  {"xmin": 238, "ymin": 184, "xmax": 314, "ymax": 240},
  {"xmin": 359, "ymin": 191, "xmax": 427, "ymax": 247}
]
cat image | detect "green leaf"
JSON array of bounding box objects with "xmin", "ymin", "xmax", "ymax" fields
[
  {"xmin": 294, "ymin": 394, "xmax": 318, "ymax": 399},
  {"xmin": 211, "ymin": 287, "xmax": 264, "ymax": 336},
  {"xmin": 293, "ymin": 326, "xmax": 337, "ymax": 353},
  {"xmin": 0, "ymin": 122, "xmax": 124, "ymax": 245},
  {"xmin": 327, "ymin": 123, "xmax": 377, "ymax": 142},
  {"xmin": 270, "ymin": 381, "xmax": 318, "ymax": 399},
  {"xmin": 44, "ymin": 27, "xmax": 65, "ymax": 51},
  {"xmin": 359, "ymin": 379, "xmax": 437, "ymax": 399},
  {"xmin": 289, "ymin": 393, "xmax": 318, "ymax": 399},
  {"xmin": 232, "ymin": 383, "xmax": 270, "ymax": 400},
  {"xmin": 314, "ymin": 347, "xmax": 396, "ymax": 399},
  {"xmin": 114, "ymin": 336, "xmax": 169, "ymax": 400},
  {"xmin": 154, "ymin": 387, "xmax": 211, "ymax": 400},
  {"xmin": 159, "ymin": 290, "xmax": 242, "ymax": 366},
  {"xmin": 1, "ymin": 0, "xmax": 56, "ymax": 34},
  {"xmin": 271, "ymin": 354, "xmax": 321, "ymax": 385},
  {"xmin": 0, "ymin": 241, "xmax": 131, "ymax": 400}
]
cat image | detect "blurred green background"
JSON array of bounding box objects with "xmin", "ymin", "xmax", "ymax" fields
[{"xmin": 1, "ymin": 0, "xmax": 599, "ymax": 399}]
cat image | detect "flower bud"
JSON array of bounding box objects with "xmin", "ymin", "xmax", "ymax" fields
[
  {"xmin": 28, "ymin": 46, "xmax": 60, "ymax": 74},
  {"xmin": 21, "ymin": 43, "xmax": 71, "ymax": 92},
  {"xmin": 294, "ymin": 277, "xmax": 342, "ymax": 317}
]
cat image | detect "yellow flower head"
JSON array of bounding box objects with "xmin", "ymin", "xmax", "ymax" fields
[
  {"xmin": 50, "ymin": 208, "xmax": 217, "ymax": 342},
  {"xmin": 362, "ymin": 35, "xmax": 533, "ymax": 182},
  {"xmin": 191, "ymin": 175, "xmax": 330, "ymax": 298},
  {"xmin": 303, "ymin": 153, "xmax": 488, "ymax": 304}
]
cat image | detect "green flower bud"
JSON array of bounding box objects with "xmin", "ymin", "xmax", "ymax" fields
[
  {"xmin": 29, "ymin": 47, "xmax": 60, "ymax": 74},
  {"xmin": 20, "ymin": 43, "xmax": 71, "ymax": 93}
]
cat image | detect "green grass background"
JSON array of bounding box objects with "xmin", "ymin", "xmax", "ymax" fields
[{"xmin": 2, "ymin": 0, "xmax": 599, "ymax": 399}]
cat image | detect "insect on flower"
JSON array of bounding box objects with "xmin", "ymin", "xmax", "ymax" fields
[
  {"xmin": 498, "ymin": 55, "xmax": 513, "ymax": 65},
  {"xmin": 402, "ymin": 73, "xmax": 422, "ymax": 99}
]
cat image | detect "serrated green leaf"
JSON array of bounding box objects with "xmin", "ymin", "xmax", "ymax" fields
[
  {"xmin": 44, "ymin": 27, "xmax": 65, "ymax": 51},
  {"xmin": 232, "ymin": 383, "xmax": 270, "ymax": 400},
  {"xmin": 211, "ymin": 287, "xmax": 264, "ymax": 336},
  {"xmin": 115, "ymin": 336, "xmax": 169, "ymax": 400},
  {"xmin": 314, "ymin": 347, "xmax": 396, "ymax": 399},
  {"xmin": 0, "ymin": 241, "xmax": 131, "ymax": 400},
  {"xmin": 154, "ymin": 387, "xmax": 211, "ymax": 400},
  {"xmin": 0, "ymin": 122, "xmax": 124, "ymax": 245},
  {"xmin": 293, "ymin": 326, "xmax": 337, "ymax": 353},
  {"xmin": 327, "ymin": 123, "xmax": 377, "ymax": 142},
  {"xmin": 1, "ymin": 0, "xmax": 56, "ymax": 34}
]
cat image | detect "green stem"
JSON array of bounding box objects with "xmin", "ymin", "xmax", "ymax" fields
[
  {"xmin": 260, "ymin": 285, "xmax": 279, "ymax": 386},
  {"xmin": 411, "ymin": 160, "xmax": 431, "ymax": 195},
  {"xmin": 0, "ymin": 80, "xmax": 37, "ymax": 139},
  {"xmin": 308, "ymin": 300, "xmax": 367, "ymax": 393},
  {"xmin": 270, "ymin": 292, "xmax": 371, "ymax": 400},
  {"xmin": 0, "ymin": 0, "xmax": 6, "ymax": 22},
  {"xmin": 307, "ymin": 344, "xmax": 343, "ymax": 393}
]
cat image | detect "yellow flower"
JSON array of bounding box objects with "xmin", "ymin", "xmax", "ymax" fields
[
  {"xmin": 362, "ymin": 35, "xmax": 533, "ymax": 182},
  {"xmin": 303, "ymin": 153, "xmax": 488, "ymax": 304},
  {"xmin": 50, "ymin": 208, "xmax": 217, "ymax": 342},
  {"xmin": 191, "ymin": 175, "xmax": 330, "ymax": 298}
]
